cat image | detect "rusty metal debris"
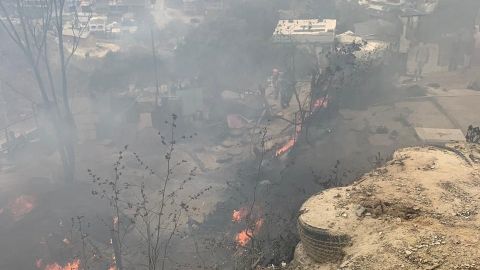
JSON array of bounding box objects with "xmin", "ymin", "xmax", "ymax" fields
[{"xmin": 466, "ymin": 125, "xmax": 480, "ymax": 143}]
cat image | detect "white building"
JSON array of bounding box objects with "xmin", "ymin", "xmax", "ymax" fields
[
  {"xmin": 358, "ymin": 0, "xmax": 438, "ymax": 14},
  {"xmin": 358, "ymin": 0, "xmax": 406, "ymax": 12},
  {"xmin": 272, "ymin": 19, "xmax": 337, "ymax": 45},
  {"xmin": 89, "ymin": 16, "xmax": 107, "ymax": 33}
]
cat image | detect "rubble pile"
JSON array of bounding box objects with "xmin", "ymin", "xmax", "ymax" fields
[{"xmin": 291, "ymin": 143, "xmax": 480, "ymax": 270}]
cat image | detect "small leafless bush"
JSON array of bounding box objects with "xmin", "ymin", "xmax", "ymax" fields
[{"xmin": 88, "ymin": 114, "xmax": 211, "ymax": 270}]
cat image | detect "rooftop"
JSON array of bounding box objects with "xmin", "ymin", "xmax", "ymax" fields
[
  {"xmin": 359, "ymin": 0, "xmax": 438, "ymax": 14},
  {"xmin": 272, "ymin": 19, "xmax": 337, "ymax": 44},
  {"xmin": 358, "ymin": 0, "xmax": 406, "ymax": 11}
]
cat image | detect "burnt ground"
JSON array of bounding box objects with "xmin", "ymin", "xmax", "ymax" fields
[
  {"xmin": 179, "ymin": 122, "xmax": 417, "ymax": 269},
  {"xmin": 166, "ymin": 65, "xmax": 422, "ymax": 269},
  {"xmin": 5, "ymin": 63, "xmax": 480, "ymax": 269},
  {"xmin": 170, "ymin": 89, "xmax": 422, "ymax": 268},
  {"xmin": 0, "ymin": 71, "xmax": 418, "ymax": 270}
]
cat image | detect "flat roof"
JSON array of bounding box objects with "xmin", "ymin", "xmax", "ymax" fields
[
  {"xmin": 272, "ymin": 19, "xmax": 336, "ymax": 44},
  {"xmin": 415, "ymin": 127, "xmax": 466, "ymax": 143}
]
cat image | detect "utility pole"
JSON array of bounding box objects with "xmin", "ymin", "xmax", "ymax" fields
[
  {"xmin": 150, "ymin": 0, "xmax": 160, "ymax": 107},
  {"xmin": 151, "ymin": 27, "xmax": 160, "ymax": 108},
  {"xmin": 0, "ymin": 80, "xmax": 9, "ymax": 143}
]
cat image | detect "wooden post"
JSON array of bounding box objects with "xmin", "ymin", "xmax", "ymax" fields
[{"xmin": 111, "ymin": 218, "xmax": 124, "ymax": 270}]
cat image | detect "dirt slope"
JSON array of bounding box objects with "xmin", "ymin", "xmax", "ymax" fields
[{"xmin": 291, "ymin": 143, "xmax": 480, "ymax": 270}]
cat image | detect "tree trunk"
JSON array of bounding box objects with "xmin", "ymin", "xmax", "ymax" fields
[{"xmin": 56, "ymin": 5, "xmax": 76, "ymax": 182}]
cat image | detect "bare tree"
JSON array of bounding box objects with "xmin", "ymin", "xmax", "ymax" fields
[
  {"xmin": 0, "ymin": 0, "xmax": 90, "ymax": 181},
  {"xmin": 90, "ymin": 114, "xmax": 212, "ymax": 270}
]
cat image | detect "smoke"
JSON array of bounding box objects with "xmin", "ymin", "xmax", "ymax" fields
[{"xmin": 1, "ymin": 0, "xmax": 480, "ymax": 269}]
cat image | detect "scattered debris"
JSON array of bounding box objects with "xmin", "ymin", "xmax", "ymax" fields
[
  {"xmin": 466, "ymin": 125, "xmax": 480, "ymax": 143},
  {"xmin": 467, "ymin": 80, "xmax": 480, "ymax": 91}
]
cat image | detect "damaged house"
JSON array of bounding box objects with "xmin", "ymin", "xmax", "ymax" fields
[{"xmin": 399, "ymin": 1, "xmax": 480, "ymax": 75}]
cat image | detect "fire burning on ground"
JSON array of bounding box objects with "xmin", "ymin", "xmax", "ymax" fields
[
  {"xmin": 275, "ymin": 96, "xmax": 328, "ymax": 157},
  {"xmin": 232, "ymin": 207, "xmax": 249, "ymax": 222},
  {"xmin": 8, "ymin": 194, "xmax": 36, "ymax": 221},
  {"xmin": 232, "ymin": 207, "xmax": 264, "ymax": 247},
  {"xmin": 36, "ymin": 259, "xmax": 80, "ymax": 270},
  {"xmin": 235, "ymin": 219, "xmax": 264, "ymax": 247},
  {"xmin": 235, "ymin": 230, "xmax": 251, "ymax": 247}
]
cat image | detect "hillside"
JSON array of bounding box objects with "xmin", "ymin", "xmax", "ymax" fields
[{"xmin": 291, "ymin": 143, "xmax": 480, "ymax": 270}]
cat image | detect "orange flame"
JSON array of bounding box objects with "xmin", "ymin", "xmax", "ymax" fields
[
  {"xmin": 275, "ymin": 138, "xmax": 296, "ymax": 157},
  {"xmin": 43, "ymin": 259, "xmax": 80, "ymax": 270},
  {"xmin": 232, "ymin": 207, "xmax": 248, "ymax": 222},
  {"xmin": 275, "ymin": 96, "xmax": 329, "ymax": 157},
  {"xmin": 235, "ymin": 230, "xmax": 250, "ymax": 247},
  {"xmin": 234, "ymin": 219, "xmax": 264, "ymax": 247},
  {"xmin": 8, "ymin": 195, "xmax": 36, "ymax": 221}
]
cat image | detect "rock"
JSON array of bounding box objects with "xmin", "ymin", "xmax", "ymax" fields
[
  {"xmin": 340, "ymin": 260, "xmax": 350, "ymax": 268},
  {"xmin": 356, "ymin": 206, "xmax": 367, "ymax": 217},
  {"xmin": 405, "ymin": 250, "xmax": 412, "ymax": 256}
]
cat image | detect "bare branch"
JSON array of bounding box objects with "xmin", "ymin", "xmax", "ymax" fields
[
  {"xmin": 0, "ymin": 1, "xmax": 26, "ymax": 52},
  {"xmin": 65, "ymin": 8, "xmax": 92, "ymax": 65}
]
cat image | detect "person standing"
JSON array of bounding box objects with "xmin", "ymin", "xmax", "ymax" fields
[
  {"xmin": 449, "ymin": 36, "xmax": 461, "ymax": 71},
  {"xmin": 280, "ymin": 69, "xmax": 295, "ymax": 109},
  {"xmin": 271, "ymin": 68, "xmax": 280, "ymax": 99},
  {"xmin": 415, "ymin": 42, "xmax": 430, "ymax": 81},
  {"xmin": 460, "ymin": 28, "xmax": 475, "ymax": 70}
]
